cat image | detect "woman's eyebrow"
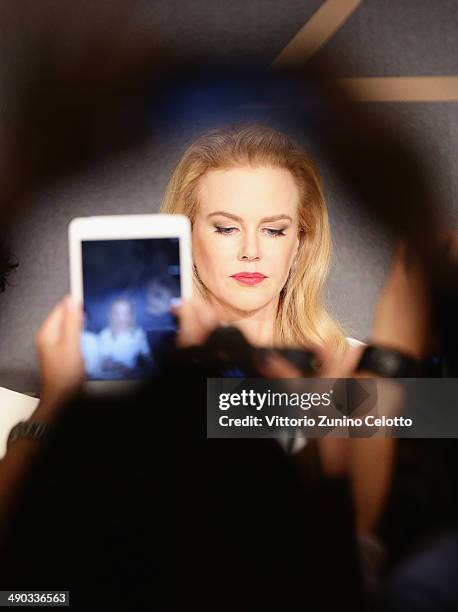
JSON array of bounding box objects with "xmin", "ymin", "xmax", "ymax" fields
[{"xmin": 207, "ymin": 211, "xmax": 292, "ymax": 223}]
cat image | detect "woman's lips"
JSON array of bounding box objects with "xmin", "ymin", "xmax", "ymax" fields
[{"xmin": 230, "ymin": 272, "xmax": 267, "ymax": 286}]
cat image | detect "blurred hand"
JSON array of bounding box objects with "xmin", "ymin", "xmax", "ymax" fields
[
  {"xmin": 171, "ymin": 296, "xmax": 365, "ymax": 380},
  {"xmin": 171, "ymin": 296, "xmax": 220, "ymax": 348},
  {"xmin": 255, "ymin": 352, "xmax": 303, "ymax": 378},
  {"xmin": 371, "ymin": 243, "xmax": 431, "ymax": 359},
  {"xmin": 35, "ymin": 296, "xmax": 84, "ymax": 416}
]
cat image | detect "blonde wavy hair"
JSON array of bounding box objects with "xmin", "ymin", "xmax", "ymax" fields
[{"xmin": 161, "ymin": 125, "xmax": 347, "ymax": 355}]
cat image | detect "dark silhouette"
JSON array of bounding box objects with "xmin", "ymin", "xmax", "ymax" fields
[
  {"xmin": 1, "ymin": 348, "xmax": 362, "ymax": 610},
  {"xmin": 0, "ymin": 242, "xmax": 18, "ymax": 294}
]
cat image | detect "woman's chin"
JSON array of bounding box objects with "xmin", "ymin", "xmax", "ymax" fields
[{"xmin": 222, "ymin": 294, "xmax": 274, "ymax": 314}]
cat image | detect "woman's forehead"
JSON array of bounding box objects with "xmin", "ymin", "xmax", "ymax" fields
[{"xmin": 196, "ymin": 166, "xmax": 299, "ymax": 220}]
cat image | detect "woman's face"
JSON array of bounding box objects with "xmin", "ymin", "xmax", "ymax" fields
[
  {"xmin": 192, "ymin": 165, "xmax": 300, "ymax": 314},
  {"xmin": 110, "ymin": 300, "xmax": 134, "ymax": 331}
]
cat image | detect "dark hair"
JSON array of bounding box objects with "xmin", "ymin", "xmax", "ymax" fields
[
  {"xmin": 0, "ymin": 244, "xmax": 18, "ymax": 293},
  {"xmin": 145, "ymin": 274, "xmax": 176, "ymax": 291}
]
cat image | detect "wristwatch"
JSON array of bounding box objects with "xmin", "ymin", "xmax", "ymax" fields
[
  {"xmin": 7, "ymin": 420, "xmax": 52, "ymax": 450},
  {"xmin": 357, "ymin": 345, "xmax": 421, "ymax": 378}
]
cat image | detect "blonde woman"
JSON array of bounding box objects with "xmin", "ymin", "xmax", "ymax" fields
[
  {"xmin": 161, "ymin": 125, "xmax": 395, "ymax": 544},
  {"xmin": 161, "ymin": 124, "xmax": 350, "ymax": 355}
]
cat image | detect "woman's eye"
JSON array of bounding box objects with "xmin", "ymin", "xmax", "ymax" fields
[
  {"xmin": 215, "ymin": 226, "xmax": 238, "ymax": 235},
  {"xmin": 214, "ymin": 226, "xmax": 286, "ymax": 237},
  {"xmin": 263, "ymin": 228, "xmax": 286, "ymax": 237}
]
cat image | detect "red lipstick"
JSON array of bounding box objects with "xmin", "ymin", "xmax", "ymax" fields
[{"xmin": 230, "ymin": 272, "xmax": 267, "ymax": 286}]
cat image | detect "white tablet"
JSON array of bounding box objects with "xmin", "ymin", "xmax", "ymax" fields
[{"xmin": 69, "ymin": 214, "xmax": 192, "ymax": 385}]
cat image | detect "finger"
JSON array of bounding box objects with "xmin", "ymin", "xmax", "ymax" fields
[
  {"xmin": 194, "ymin": 298, "xmax": 219, "ymax": 334},
  {"xmin": 256, "ymin": 352, "xmax": 302, "ymax": 379},
  {"xmin": 35, "ymin": 297, "xmax": 67, "ymax": 346},
  {"xmin": 174, "ymin": 297, "xmax": 219, "ymax": 347},
  {"xmin": 62, "ymin": 295, "xmax": 84, "ymax": 345},
  {"xmin": 173, "ymin": 299, "xmax": 204, "ymax": 347},
  {"xmin": 323, "ymin": 345, "xmax": 365, "ymax": 378}
]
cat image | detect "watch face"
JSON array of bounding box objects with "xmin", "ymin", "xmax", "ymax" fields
[{"xmin": 378, "ymin": 352, "xmax": 400, "ymax": 376}]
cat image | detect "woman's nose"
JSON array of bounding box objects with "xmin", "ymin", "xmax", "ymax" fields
[{"xmin": 238, "ymin": 231, "xmax": 261, "ymax": 261}]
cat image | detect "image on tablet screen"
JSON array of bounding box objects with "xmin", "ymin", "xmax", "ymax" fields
[{"xmin": 81, "ymin": 238, "xmax": 180, "ymax": 380}]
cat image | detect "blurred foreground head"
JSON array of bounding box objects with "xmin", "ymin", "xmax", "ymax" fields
[{"xmin": 0, "ymin": 243, "xmax": 17, "ymax": 293}]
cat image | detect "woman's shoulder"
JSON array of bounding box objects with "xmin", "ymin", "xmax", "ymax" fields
[{"xmin": 133, "ymin": 326, "xmax": 148, "ymax": 338}]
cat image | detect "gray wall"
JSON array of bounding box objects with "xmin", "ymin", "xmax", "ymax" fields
[{"xmin": 0, "ymin": 0, "xmax": 456, "ymax": 392}]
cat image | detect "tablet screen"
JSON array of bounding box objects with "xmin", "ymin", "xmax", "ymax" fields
[{"xmin": 81, "ymin": 237, "xmax": 180, "ymax": 380}]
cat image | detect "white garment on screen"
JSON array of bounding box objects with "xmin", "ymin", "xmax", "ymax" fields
[
  {"xmin": 81, "ymin": 330, "xmax": 101, "ymax": 378},
  {"xmin": 99, "ymin": 327, "xmax": 150, "ymax": 369}
]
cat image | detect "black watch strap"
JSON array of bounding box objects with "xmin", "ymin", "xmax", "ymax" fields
[
  {"xmin": 7, "ymin": 420, "xmax": 52, "ymax": 449},
  {"xmin": 357, "ymin": 345, "xmax": 421, "ymax": 378}
]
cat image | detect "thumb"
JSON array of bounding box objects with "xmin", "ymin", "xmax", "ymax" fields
[
  {"xmin": 62, "ymin": 296, "xmax": 83, "ymax": 344},
  {"xmin": 36, "ymin": 297, "xmax": 67, "ymax": 347}
]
